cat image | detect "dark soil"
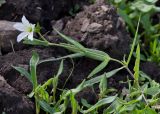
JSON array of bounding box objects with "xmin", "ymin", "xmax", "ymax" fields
[
  {"xmin": 141, "ymin": 62, "xmax": 160, "ymax": 82},
  {"xmin": 62, "ymin": 0, "xmax": 130, "ymax": 59},
  {"xmin": 0, "ymin": 76, "xmax": 34, "ymax": 114},
  {"xmin": 0, "ymin": 0, "xmax": 90, "ymax": 30},
  {"xmin": 0, "ymin": 47, "xmax": 129, "ymax": 114},
  {"xmin": 0, "ymin": 0, "xmax": 160, "ymax": 114}
]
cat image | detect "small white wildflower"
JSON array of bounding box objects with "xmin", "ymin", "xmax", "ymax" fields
[{"xmin": 13, "ymin": 15, "xmax": 35, "ymax": 42}]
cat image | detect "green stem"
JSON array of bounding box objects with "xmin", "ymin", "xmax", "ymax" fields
[
  {"xmin": 38, "ymin": 32, "xmax": 48, "ymax": 42},
  {"xmin": 48, "ymin": 42, "xmax": 80, "ymax": 52},
  {"xmin": 35, "ymin": 98, "xmax": 40, "ymax": 114},
  {"xmin": 110, "ymin": 58, "xmax": 124, "ymax": 66},
  {"xmin": 111, "ymin": 58, "xmax": 135, "ymax": 79}
]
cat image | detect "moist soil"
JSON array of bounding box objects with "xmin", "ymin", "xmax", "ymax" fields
[{"xmin": 0, "ymin": 0, "xmax": 160, "ymax": 114}]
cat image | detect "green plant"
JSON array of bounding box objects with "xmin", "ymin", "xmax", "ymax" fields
[
  {"xmin": 102, "ymin": 44, "xmax": 160, "ymax": 114},
  {"xmin": 109, "ymin": 0, "xmax": 160, "ymax": 64},
  {"xmin": 12, "ymin": 15, "xmax": 160, "ymax": 114},
  {"xmin": 13, "ymin": 52, "xmax": 40, "ymax": 114},
  {"xmin": 24, "ymin": 24, "xmax": 141, "ymax": 80}
]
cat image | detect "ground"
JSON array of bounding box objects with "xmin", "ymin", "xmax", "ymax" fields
[{"xmin": 0, "ymin": 0, "xmax": 160, "ymax": 114}]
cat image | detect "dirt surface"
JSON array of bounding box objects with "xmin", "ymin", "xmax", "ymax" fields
[
  {"xmin": 141, "ymin": 62, "xmax": 160, "ymax": 82},
  {"xmin": 0, "ymin": 48, "xmax": 128, "ymax": 114},
  {"xmin": 0, "ymin": 47, "xmax": 71, "ymax": 93},
  {"xmin": 0, "ymin": 0, "xmax": 160, "ymax": 114},
  {"xmin": 0, "ymin": 1, "xmax": 131, "ymax": 113},
  {"xmin": 0, "ymin": 76, "xmax": 34, "ymax": 114},
  {"xmin": 0, "ymin": 21, "xmax": 27, "ymax": 54},
  {"xmin": 0, "ymin": 47, "xmax": 73, "ymax": 113},
  {"xmin": 62, "ymin": 0, "xmax": 130, "ymax": 59},
  {"xmin": 0, "ymin": 0, "xmax": 90, "ymax": 30}
]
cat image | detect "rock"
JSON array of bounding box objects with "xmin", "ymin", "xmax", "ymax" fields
[
  {"xmin": 63, "ymin": 1, "xmax": 131, "ymax": 59},
  {"xmin": 86, "ymin": 22, "xmax": 102, "ymax": 33},
  {"xmin": 0, "ymin": 21, "xmax": 18, "ymax": 53},
  {"xmin": 52, "ymin": 19, "xmax": 65, "ymax": 35},
  {"xmin": 0, "ymin": 21, "xmax": 26, "ymax": 54},
  {"xmin": 101, "ymin": 5, "xmax": 108, "ymax": 12},
  {"xmin": 81, "ymin": 18, "xmax": 90, "ymax": 32},
  {"xmin": 0, "ymin": 75, "xmax": 34, "ymax": 114}
]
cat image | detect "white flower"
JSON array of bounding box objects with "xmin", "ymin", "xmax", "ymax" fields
[{"xmin": 13, "ymin": 15, "xmax": 35, "ymax": 42}]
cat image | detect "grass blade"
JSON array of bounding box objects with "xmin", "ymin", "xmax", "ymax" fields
[
  {"xmin": 30, "ymin": 51, "xmax": 39, "ymax": 90},
  {"xmin": 127, "ymin": 15, "xmax": 141, "ymax": 65},
  {"xmin": 56, "ymin": 60, "xmax": 64, "ymax": 77},
  {"xmin": 86, "ymin": 48, "xmax": 110, "ymax": 61},
  {"xmin": 82, "ymin": 95, "xmax": 117, "ymax": 113},
  {"xmin": 134, "ymin": 44, "xmax": 140, "ymax": 87},
  {"xmin": 84, "ymin": 67, "xmax": 124, "ymax": 87},
  {"xmin": 12, "ymin": 66, "xmax": 32, "ymax": 83},
  {"xmin": 38, "ymin": 100, "xmax": 55, "ymax": 114},
  {"xmin": 39, "ymin": 53, "xmax": 84, "ymax": 64},
  {"xmin": 99, "ymin": 75, "xmax": 107, "ymax": 97},
  {"xmin": 87, "ymin": 60, "xmax": 109, "ymax": 78},
  {"xmin": 23, "ymin": 39, "xmax": 49, "ymax": 46},
  {"xmin": 54, "ymin": 28, "xmax": 86, "ymax": 52},
  {"xmin": 70, "ymin": 93, "xmax": 78, "ymax": 114}
]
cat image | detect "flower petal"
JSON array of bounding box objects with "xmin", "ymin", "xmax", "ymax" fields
[
  {"xmin": 28, "ymin": 32, "xmax": 34, "ymax": 41},
  {"xmin": 13, "ymin": 23, "xmax": 26, "ymax": 31},
  {"xmin": 17, "ymin": 32, "xmax": 28, "ymax": 42},
  {"xmin": 22, "ymin": 15, "xmax": 30, "ymax": 27}
]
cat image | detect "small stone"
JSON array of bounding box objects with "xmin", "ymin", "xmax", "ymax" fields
[
  {"xmin": 52, "ymin": 19, "xmax": 64, "ymax": 35},
  {"xmin": 87, "ymin": 23, "xmax": 102, "ymax": 33},
  {"xmin": 81, "ymin": 18, "xmax": 90, "ymax": 32},
  {"xmin": 101, "ymin": 5, "xmax": 108, "ymax": 12}
]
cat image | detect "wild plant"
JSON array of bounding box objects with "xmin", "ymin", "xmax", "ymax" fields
[
  {"xmin": 12, "ymin": 15, "xmax": 160, "ymax": 114},
  {"xmin": 109, "ymin": 0, "xmax": 160, "ymax": 64}
]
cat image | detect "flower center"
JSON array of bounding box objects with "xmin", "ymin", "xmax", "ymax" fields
[{"xmin": 27, "ymin": 26, "xmax": 33, "ymax": 32}]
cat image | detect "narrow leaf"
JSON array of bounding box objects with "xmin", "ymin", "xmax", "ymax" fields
[
  {"xmin": 127, "ymin": 15, "xmax": 141, "ymax": 65},
  {"xmin": 12, "ymin": 66, "xmax": 32, "ymax": 83},
  {"xmin": 30, "ymin": 51, "xmax": 39, "ymax": 90},
  {"xmin": 87, "ymin": 60, "xmax": 109, "ymax": 78},
  {"xmin": 56, "ymin": 60, "xmax": 64, "ymax": 77},
  {"xmin": 84, "ymin": 67, "xmax": 124, "ymax": 88},
  {"xmin": 38, "ymin": 100, "xmax": 55, "ymax": 114},
  {"xmin": 86, "ymin": 48, "xmax": 110, "ymax": 61},
  {"xmin": 81, "ymin": 99, "xmax": 92, "ymax": 108},
  {"xmin": 99, "ymin": 75, "xmax": 107, "ymax": 94},
  {"xmin": 23, "ymin": 39, "xmax": 49, "ymax": 46},
  {"xmin": 70, "ymin": 93, "xmax": 78, "ymax": 114},
  {"xmin": 54, "ymin": 28, "xmax": 86, "ymax": 52},
  {"xmin": 134, "ymin": 44, "xmax": 140, "ymax": 81},
  {"xmin": 83, "ymin": 95, "xmax": 117, "ymax": 113},
  {"xmin": 39, "ymin": 53, "xmax": 84, "ymax": 64}
]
